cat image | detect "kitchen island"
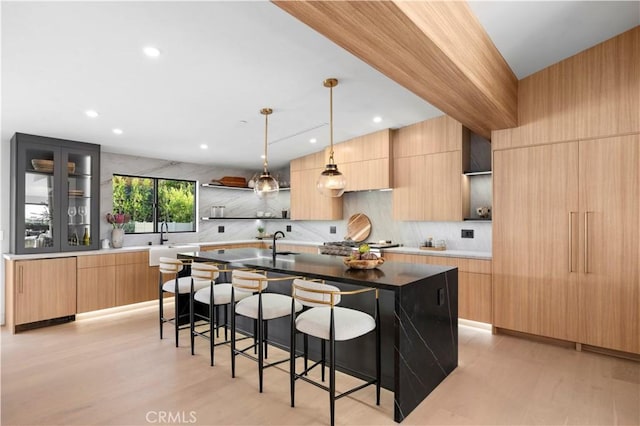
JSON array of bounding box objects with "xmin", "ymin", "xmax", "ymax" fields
[{"xmin": 181, "ymin": 248, "xmax": 458, "ymax": 423}]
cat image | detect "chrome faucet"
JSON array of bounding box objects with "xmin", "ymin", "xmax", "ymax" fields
[
  {"xmin": 272, "ymin": 231, "xmax": 285, "ymax": 260},
  {"xmin": 160, "ymin": 221, "xmax": 169, "ymax": 245}
]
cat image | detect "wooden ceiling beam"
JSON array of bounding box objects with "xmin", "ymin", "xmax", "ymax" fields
[{"xmin": 273, "ymin": 1, "xmax": 518, "ymax": 139}]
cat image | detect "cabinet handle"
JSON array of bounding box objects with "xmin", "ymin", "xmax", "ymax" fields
[
  {"xmin": 568, "ymin": 212, "xmax": 575, "ymax": 272},
  {"xmin": 18, "ymin": 266, "xmax": 24, "ymax": 294},
  {"xmin": 584, "ymin": 211, "xmax": 590, "ymax": 274}
]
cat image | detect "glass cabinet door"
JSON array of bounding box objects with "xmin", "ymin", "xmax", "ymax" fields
[
  {"xmin": 23, "ymin": 146, "xmax": 57, "ymax": 251},
  {"xmin": 63, "ymin": 150, "xmax": 94, "ymax": 249}
]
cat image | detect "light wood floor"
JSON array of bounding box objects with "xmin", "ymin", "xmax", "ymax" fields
[{"xmin": 1, "ymin": 302, "xmax": 639, "ymax": 425}]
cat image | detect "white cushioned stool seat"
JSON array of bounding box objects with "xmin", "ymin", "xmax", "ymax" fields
[
  {"xmin": 162, "ymin": 276, "xmax": 208, "ymax": 294},
  {"xmin": 295, "ymin": 306, "xmax": 375, "ymax": 341},
  {"xmin": 194, "ymin": 284, "xmax": 252, "ymax": 306},
  {"xmin": 236, "ymin": 293, "xmax": 303, "ymax": 320}
]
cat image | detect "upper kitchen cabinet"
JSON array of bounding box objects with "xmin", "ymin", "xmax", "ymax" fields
[
  {"xmin": 329, "ymin": 129, "xmax": 392, "ymax": 191},
  {"xmin": 10, "ymin": 133, "xmax": 101, "ymax": 254},
  {"xmin": 392, "ymin": 115, "xmax": 470, "ymax": 221},
  {"xmin": 492, "ymin": 27, "xmax": 639, "ymax": 150},
  {"xmin": 290, "ymin": 151, "xmax": 342, "ymax": 220}
]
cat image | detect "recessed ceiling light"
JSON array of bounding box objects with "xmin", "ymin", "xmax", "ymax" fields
[
  {"xmin": 85, "ymin": 110, "xmax": 99, "ymax": 118},
  {"xmin": 112, "ymin": 128, "xmax": 123, "ymax": 135},
  {"xmin": 309, "ymin": 138, "xmax": 317, "ymax": 144},
  {"xmin": 260, "ymin": 154, "xmax": 266, "ymax": 159},
  {"xmin": 143, "ymin": 46, "xmax": 161, "ymax": 58},
  {"xmin": 373, "ymin": 116, "xmax": 382, "ymax": 123},
  {"xmin": 239, "ymin": 120, "xmax": 248, "ymax": 125},
  {"xmin": 200, "ymin": 144, "xmax": 208, "ymax": 149}
]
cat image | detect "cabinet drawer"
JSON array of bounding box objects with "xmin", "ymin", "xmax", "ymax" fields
[
  {"xmin": 77, "ymin": 254, "xmax": 116, "ymax": 269},
  {"xmin": 114, "ymin": 251, "xmax": 148, "ymax": 265}
]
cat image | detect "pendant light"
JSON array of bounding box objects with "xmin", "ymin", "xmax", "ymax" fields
[
  {"xmin": 254, "ymin": 107, "xmax": 279, "ymax": 199},
  {"xmin": 317, "ymin": 78, "xmax": 346, "ymax": 197}
]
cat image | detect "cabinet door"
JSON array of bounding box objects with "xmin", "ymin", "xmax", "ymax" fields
[
  {"xmin": 493, "ymin": 142, "xmax": 579, "ymax": 341},
  {"xmin": 77, "ymin": 266, "xmax": 116, "ymax": 313},
  {"xmin": 290, "ymin": 168, "xmax": 342, "ymax": 220},
  {"xmin": 578, "ymin": 134, "xmax": 639, "ymax": 353},
  {"xmin": 393, "ymin": 155, "xmax": 429, "ymax": 220},
  {"xmin": 115, "ymin": 263, "xmax": 151, "ymax": 306},
  {"xmin": 15, "ymin": 258, "xmax": 77, "ymax": 324}
]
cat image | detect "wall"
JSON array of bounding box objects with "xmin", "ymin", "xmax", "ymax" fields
[{"xmin": 102, "ymin": 152, "xmax": 491, "ymax": 252}]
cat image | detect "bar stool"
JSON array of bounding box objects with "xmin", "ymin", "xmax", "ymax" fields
[
  {"xmin": 290, "ymin": 278, "xmax": 380, "ymax": 426},
  {"xmin": 189, "ymin": 262, "xmax": 252, "ymax": 365},
  {"xmin": 158, "ymin": 257, "xmax": 208, "ymax": 347},
  {"xmin": 230, "ymin": 270, "xmax": 303, "ymax": 392}
]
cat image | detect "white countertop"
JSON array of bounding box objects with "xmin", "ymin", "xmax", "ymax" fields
[{"xmin": 3, "ymin": 239, "xmax": 490, "ymax": 260}]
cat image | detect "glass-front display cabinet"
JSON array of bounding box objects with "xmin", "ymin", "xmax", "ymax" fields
[{"xmin": 10, "ymin": 133, "xmax": 100, "ymax": 253}]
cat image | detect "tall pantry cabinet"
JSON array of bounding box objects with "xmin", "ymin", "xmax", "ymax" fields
[
  {"xmin": 493, "ymin": 135, "xmax": 639, "ymax": 353},
  {"xmin": 492, "ymin": 27, "xmax": 639, "ymax": 355}
]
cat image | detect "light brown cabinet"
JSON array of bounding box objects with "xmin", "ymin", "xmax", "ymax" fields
[
  {"xmin": 577, "ymin": 135, "xmax": 639, "ymax": 353},
  {"xmin": 383, "ymin": 252, "xmax": 492, "ymax": 323},
  {"xmin": 493, "ymin": 134, "xmax": 639, "ymax": 354},
  {"xmin": 8, "ymin": 257, "xmax": 77, "ymax": 328},
  {"xmin": 330, "ymin": 129, "xmax": 392, "ymax": 191},
  {"xmin": 76, "ymin": 250, "xmax": 153, "ymax": 312},
  {"xmin": 77, "ymin": 254, "xmax": 116, "ymax": 313},
  {"xmin": 114, "ymin": 251, "xmax": 153, "ymax": 306},
  {"xmin": 290, "ymin": 151, "xmax": 343, "ymax": 220},
  {"xmin": 492, "ymin": 27, "xmax": 638, "ymax": 151},
  {"xmin": 392, "ymin": 115, "xmax": 470, "ymax": 221}
]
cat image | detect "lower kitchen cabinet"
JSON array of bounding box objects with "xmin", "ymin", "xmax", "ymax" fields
[
  {"xmin": 114, "ymin": 251, "xmax": 153, "ymax": 305},
  {"xmin": 383, "ymin": 252, "xmax": 492, "ymax": 323},
  {"xmin": 273, "ymin": 243, "xmax": 319, "ymax": 254},
  {"xmin": 7, "ymin": 257, "xmax": 77, "ymax": 329},
  {"xmin": 77, "ymin": 254, "xmax": 116, "ymax": 313},
  {"xmin": 76, "ymin": 250, "xmax": 153, "ymax": 312}
]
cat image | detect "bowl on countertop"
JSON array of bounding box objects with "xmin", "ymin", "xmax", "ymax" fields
[{"xmin": 343, "ymin": 257, "xmax": 385, "ymax": 270}]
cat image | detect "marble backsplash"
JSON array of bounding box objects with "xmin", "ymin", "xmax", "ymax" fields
[{"xmin": 101, "ymin": 152, "xmax": 491, "ymax": 252}]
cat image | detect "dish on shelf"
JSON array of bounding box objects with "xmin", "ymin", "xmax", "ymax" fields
[
  {"xmin": 68, "ymin": 189, "xmax": 85, "ymax": 197},
  {"xmin": 31, "ymin": 159, "xmax": 76, "ymax": 174},
  {"xmin": 343, "ymin": 257, "xmax": 385, "ymax": 270}
]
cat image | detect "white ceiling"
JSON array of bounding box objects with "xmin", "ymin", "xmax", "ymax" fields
[{"xmin": 2, "ymin": 1, "xmax": 638, "ymax": 170}]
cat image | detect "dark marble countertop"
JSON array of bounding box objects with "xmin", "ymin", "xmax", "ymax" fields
[{"xmin": 182, "ymin": 248, "xmax": 455, "ymax": 292}]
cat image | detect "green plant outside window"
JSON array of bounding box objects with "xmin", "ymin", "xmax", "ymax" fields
[{"xmin": 112, "ymin": 175, "xmax": 196, "ymax": 233}]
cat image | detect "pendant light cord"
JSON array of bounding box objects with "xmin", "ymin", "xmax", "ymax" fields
[
  {"xmin": 329, "ymin": 82, "xmax": 334, "ymax": 165},
  {"xmin": 260, "ymin": 107, "xmax": 272, "ymax": 173}
]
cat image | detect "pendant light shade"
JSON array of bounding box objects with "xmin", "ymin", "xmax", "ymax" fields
[
  {"xmin": 254, "ymin": 108, "xmax": 279, "ymax": 199},
  {"xmin": 317, "ymin": 78, "xmax": 346, "ymax": 197}
]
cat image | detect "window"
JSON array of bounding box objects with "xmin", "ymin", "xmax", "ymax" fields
[{"xmin": 112, "ymin": 175, "xmax": 196, "ymax": 233}]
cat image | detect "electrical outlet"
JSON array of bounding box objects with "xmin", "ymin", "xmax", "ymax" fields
[
  {"xmin": 218, "ymin": 225, "xmax": 225, "ymax": 233},
  {"xmin": 286, "ymin": 225, "xmax": 292, "ymax": 232},
  {"xmin": 461, "ymin": 229, "xmax": 474, "ymax": 238},
  {"xmin": 330, "ymin": 226, "xmax": 337, "ymax": 234}
]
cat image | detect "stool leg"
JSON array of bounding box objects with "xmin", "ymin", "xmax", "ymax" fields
[
  {"xmin": 215, "ymin": 306, "xmax": 220, "ymax": 339},
  {"xmin": 303, "ymin": 334, "xmax": 309, "ymax": 376},
  {"xmin": 190, "ymin": 292, "xmax": 195, "ymax": 356},
  {"xmin": 258, "ymin": 319, "xmax": 264, "ymax": 393},
  {"xmin": 159, "ymin": 276, "xmax": 163, "ymax": 340},
  {"xmin": 375, "ymin": 307, "xmax": 381, "ymax": 405},
  {"xmin": 231, "ymin": 298, "xmax": 236, "ymax": 378},
  {"xmin": 264, "ymin": 320, "xmax": 269, "ymax": 359},
  {"xmin": 210, "ymin": 302, "xmax": 215, "ymax": 366},
  {"xmin": 321, "ymin": 339, "xmax": 326, "ymax": 382},
  {"xmin": 253, "ymin": 319, "xmax": 258, "ymax": 354},
  {"xmin": 290, "ymin": 317, "xmax": 296, "ymax": 407},
  {"xmin": 174, "ymin": 290, "xmax": 179, "ymax": 347},
  {"xmin": 224, "ymin": 304, "xmax": 229, "ymax": 341},
  {"xmin": 329, "ymin": 335, "xmax": 335, "ymax": 426}
]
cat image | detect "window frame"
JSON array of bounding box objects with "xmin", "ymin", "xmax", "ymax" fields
[{"xmin": 112, "ymin": 174, "xmax": 197, "ymax": 234}]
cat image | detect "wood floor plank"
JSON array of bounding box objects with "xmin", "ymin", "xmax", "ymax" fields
[{"xmin": 1, "ymin": 303, "xmax": 638, "ymax": 425}]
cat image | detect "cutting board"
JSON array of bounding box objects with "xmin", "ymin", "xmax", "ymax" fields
[{"xmin": 211, "ymin": 176, "xmax": 247, "ymax": 187}]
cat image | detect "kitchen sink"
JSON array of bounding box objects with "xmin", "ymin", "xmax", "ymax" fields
[{"xmin": 148, "ymin": 244, "xmax": 200, "ymax": 266}]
